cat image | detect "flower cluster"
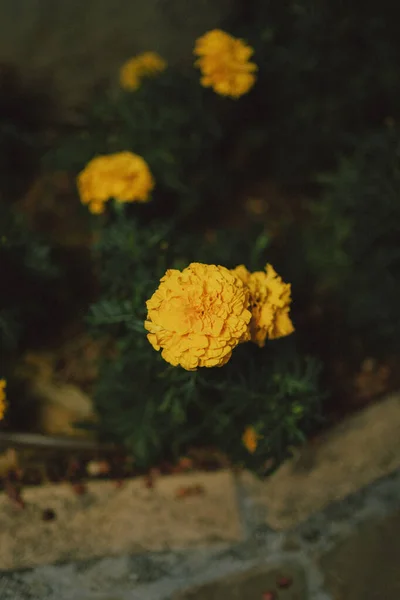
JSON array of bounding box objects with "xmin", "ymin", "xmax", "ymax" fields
[
  {"xmin": 0, "ymin": 379, "xmax": 6, "ymax": 421},
  {"xmin": 232, "ymin": 263, "xmax": 294, "ymax": 347},
  {"xmin": 145, "ymin": 262, "xmax": 294, "ymax": 370},
  {"xmin": 145, "ymin": 263, "xmax": 251, "ymax": 370},
  {"xmin": 77, "ymin": 151, "xmax": 154, "ymax": 214},
  {"xmin": 194, "ymin": 29, "xmax": 257, "ymax": 98},
  {"xmin": 120, "ymin": 52, "xmax": 167, "ymax": 91}
]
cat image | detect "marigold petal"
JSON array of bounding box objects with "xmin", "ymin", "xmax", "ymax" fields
[
  {"xmin": 269, "ymin": 310, "xmax": 295, "ymax": 340},
  {"xmin": 242, "ymin": 426, "xmax": 261, "ymax": 454},
  {"xmin": 0, "ymin": 379, "xmax": 6, "ymax": 421},
  {"xmin": 120, "ymin": 52, "xmax": 166, "ymax": 91}
]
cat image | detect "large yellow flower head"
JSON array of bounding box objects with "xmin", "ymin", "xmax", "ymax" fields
[
  {"xmin": 0, "ymin": 379, "xmax": 6, "ymax": 421},
  {"xmin": 145, "ymin": 263, "xmax": 252, "ymax": 370},
  {"xmin": 120, "ymin": 52, "xmax": 167, "ymax": 91},
  {"xmin": 77, "ymin": 151, "xmax": 154, "ymax": 214},
  {"xmin": 194, "ymin": 29, "xmax": 257, "ymax": 98},
  {"xmin": 232, "ymin": 263, "xmax": 294, "ymax": 347}
]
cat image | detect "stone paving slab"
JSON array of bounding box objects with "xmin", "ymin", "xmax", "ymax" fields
[
  {"xmin": 0, "ymin": 470, "xmax": 242, "ymax": 570},
  {"xmin": 1, "ymin": 395, "xmax": 400, "ymax": 598},
  {"xmin": 171, "ymin": 563, "xmax": 308, "ymax": 600},
  {"xmin": 318, "ymin": 509, "xmax": 400, "ymax": 600},
  {"xmin": 237, "ymin": 392, "xmax": 400, "ymax": 530},
  {"xmin": 1, "ymin": 469, "xmax": 400, "ymax": 600}
]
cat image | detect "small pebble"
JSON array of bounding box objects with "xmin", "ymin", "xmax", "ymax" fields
[
  {"xmin": 42, "ymin": 508, "xmax": 56, "ymax": 522},
  {"xmin": 175, "ymin": 484, "xmax": 204, "ymax": 499},
  {"xmin": 144, "ymin": 474, "xmax": 154, "ymax": 489},
  {"xmin": 72, "ymin": 482, "xmax": 86, "ymax": 495},
  {"xmin": 277, "ymin": 576, "xmax": 293, "ymax": 589}
]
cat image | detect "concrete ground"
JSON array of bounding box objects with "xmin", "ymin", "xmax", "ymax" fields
[
  {"xmin": 0, "ymin": 393, "xmax": 400, "ymax": 600},
  {"xmin": 1, "ymin": 469, "xmax": 400, "ymax": 599}
]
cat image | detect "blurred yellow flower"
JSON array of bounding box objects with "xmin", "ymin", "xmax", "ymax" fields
[
  {"xmin": 242, "ymin": 426, "xmax": 262, "ymax": 454},
  {"xmin": 145, "ymin": 263, "xmax": 252, "ymax": 370},
  {"xmin": 232, "ymin": 263, "xmax": 294, "ymax": 347},
  {"xmin": 77, "ymin": 151, "xmax": 154, "ymax": 214},
  {"xmin": 120, "ymin": 52, "xmax": 167, "ymax": 91},
  {"xmin": 194, "ymin": 29, "xmax": 257, "ymax": 98},
  {"xmin": 0, "ymin": 379, "xmax": 6, "ymax": 421}
]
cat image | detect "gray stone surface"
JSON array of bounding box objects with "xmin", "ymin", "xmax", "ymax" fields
[
  {"xmin": 1, "ymin": 469, "xmax": 400, "ymax": 599},
  {"xmin": 171, "ymin": 563, "xmax": 308, "ymax": 599},
  {"xmin": 1, "ymin": 394, "xmax": 400, "ymax": 599},
  {"xmin": 237, "ymin": 393, "xmax": 400, "ymax": 531},
  {"xmin": 319, "ymin": 510, "xmax": 400, "ymax": 600}
]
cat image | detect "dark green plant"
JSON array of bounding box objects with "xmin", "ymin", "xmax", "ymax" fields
[
  {"xmin": 0, "ymin": 64, "xmax": 55, "ymax": 200},
  {"xmin": 0, "ymin": 201, "xmax": 60, "ymax": 425},
  {"xmin": 41, "ymin": 30, "xmax": 343, "ymax": 471},
  {"xmin": 0, "ymin": 197, "xmax": 97, "ymax": 430},
  {"xmin": 228, "ymin": 0, "xmax": 400, "ymax": 184},
  {"xmin": 84, "ymin": 204, "xmax": 325, "ymax": 474},
  {"xmin": 0, "ymin": 202, "xmax": 58, "ymax": 357},
  {"xmin": 45, "ymin": 68, "xmax": 247, "ymax": 227},
  {"xmin": 304, "ymin": 127, "xmax": 400, "ymax": 354}
]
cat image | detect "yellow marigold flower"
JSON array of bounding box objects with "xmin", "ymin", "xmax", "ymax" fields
[
  {"xmin": 194, "ymin": 29, "xmax": 257, "ymax": 98},
  {"xmin": 232, "ymin": 263, "xmax": 294, "ymax": 347},
  {"xmin": 120, "ymin": 52, "xmax": 167, "ymax": 91},
  {"xmin": 145, "ymin": 263, "xmax": 252, "ymax": 370},
  {"xmin": 0, "ymin": 379, "xmax": 6, "ymax": 421},
  {"xmin": 242, "ymin": 426, "xmax": 262, "ymax": 454},
  {"xmin": 77, "ymin": 151, "xmax": 154, "ymax": 213}
]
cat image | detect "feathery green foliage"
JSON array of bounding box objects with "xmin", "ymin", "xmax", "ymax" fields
[
  {"xmin": 81, "ymin": 200, "xmax": 325, "ymax": 472},
  {"xmin": 304, "ymin": 127, "xmax": 400, "ymax": 354}
]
